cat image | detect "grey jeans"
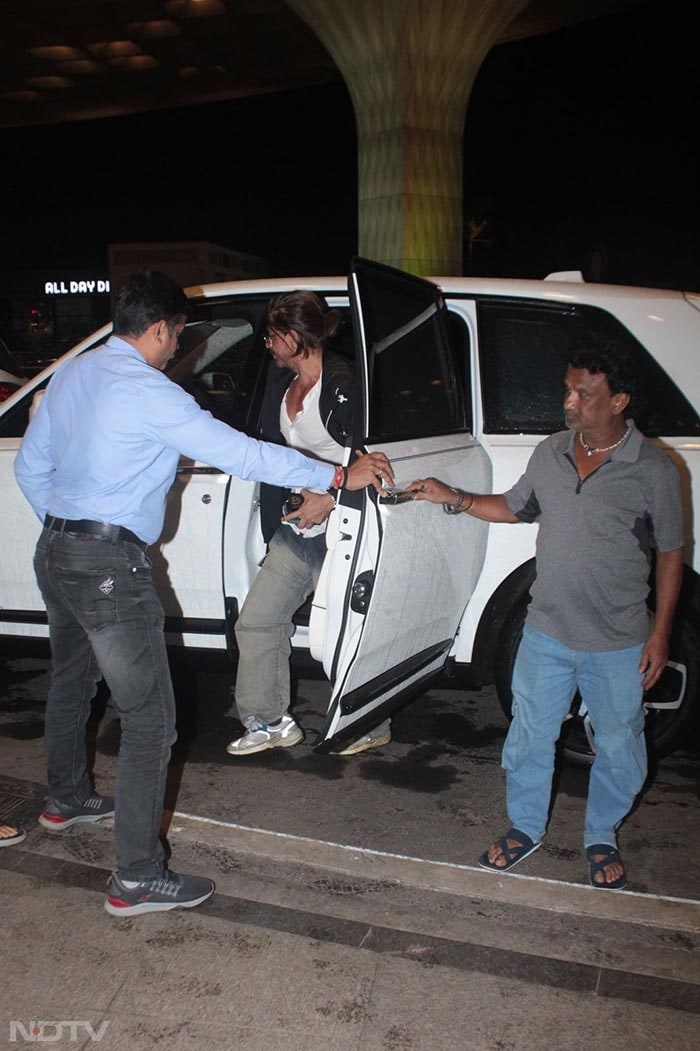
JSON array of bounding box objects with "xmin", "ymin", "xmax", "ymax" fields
[
  {"xmin": 34, "ymin": 526, "xmax": 176, "ymax": 881},
  {"xmin": 234, "ymin": 526, "xmax": 326, "ymax": 726}
]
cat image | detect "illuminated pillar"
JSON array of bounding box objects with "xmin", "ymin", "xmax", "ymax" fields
[{"xmin": 287, "ymin": 0, "xmax": 528, "ymax": 275}]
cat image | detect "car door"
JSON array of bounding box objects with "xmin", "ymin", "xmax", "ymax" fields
[
  {"xmin": 156, "ymin": 312, "xmax": 265, "ymax": 649},
  {"xmin": 310, "ymin": 258, "xmax": 491, "ymax": 750}
]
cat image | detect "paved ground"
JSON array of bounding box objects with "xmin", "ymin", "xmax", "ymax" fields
[{"xmin": 0, "ymin": 655, "xmax": 699, "ymax": 1049}]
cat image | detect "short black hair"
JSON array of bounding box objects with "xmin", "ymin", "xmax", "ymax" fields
[
  {"xmin": 113, "ymin": 270, "xmax": 189, "ymax": 338},
  {"xmin": 568, "ymin": 333, "xmax": 637, "ymax": 405}
]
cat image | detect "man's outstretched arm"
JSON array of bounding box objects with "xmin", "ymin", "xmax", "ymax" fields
[{"xmin": 407, "ymin": 477, "xmax": 519, "ymax": 523}]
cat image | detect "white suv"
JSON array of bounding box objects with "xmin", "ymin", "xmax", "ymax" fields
[{"xmin": 1, "ymin": 259, "xmax": 698, "ymax": 762}]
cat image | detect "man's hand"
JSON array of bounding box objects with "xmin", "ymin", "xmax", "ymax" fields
[
  {"xmin": 406, "ymin": 476, "xmax": 456, "ymax": 504},
  {"xmin": 639, "ymin": 630, "xmax": 669, "ymax": 690},
  {"xmin": 345, "ymin": 450, "xmax": 394, "ymax": 493},
  {"xmin": 641, "ymin": 547, "xmax": 684, "ymax": 689},
  {"xmin": 282, "ymin": 489, "xmax": 334, "ymax": 529}
]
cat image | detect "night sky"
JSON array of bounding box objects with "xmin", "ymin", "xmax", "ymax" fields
[{"xmin": 1, "ymin": 0, "xmax": 697, "ymax": 289}]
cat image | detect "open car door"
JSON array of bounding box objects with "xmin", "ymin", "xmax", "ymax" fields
[{"xmin": 310, "ymin": 258, "xmax": 491, "ymax": 751}]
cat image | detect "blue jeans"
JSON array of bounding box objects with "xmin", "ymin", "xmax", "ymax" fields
[
  {"xmin": 503, "ymin": 625, "xmax": 647, "ymax": 849},
  {"xmin": 34, "ymin": 526, "xmax": 176, "ymax": 881},
  {"xmin": 234, "ymin": 527, "xmax": 326, "ymax": 726}
]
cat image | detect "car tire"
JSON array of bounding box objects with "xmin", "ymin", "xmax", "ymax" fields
[{"xmin": 494, "ymin": 595, "xmax": 700, "ymax": 767}]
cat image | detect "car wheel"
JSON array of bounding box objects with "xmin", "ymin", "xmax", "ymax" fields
[{"xmin": 494, "ymin": 595, "xmax": 700, "ymax": 767}]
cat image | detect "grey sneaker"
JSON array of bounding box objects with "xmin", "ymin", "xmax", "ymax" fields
[
  {"xmin": 331, "ymin": 725, "xmax": 392, "ymax": 756},
  {"xmin": 226, "ymin": 714, "xmax": 304, "ymax": 756},
  {"xmin": 105, "ymin": 870, "xmax": 215, "ymax": 917},
  {"xmin": 39, "ymin": 793, "xmax": 115, "ymax": 831}
]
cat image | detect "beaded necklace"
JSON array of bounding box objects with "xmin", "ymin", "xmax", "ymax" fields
[{"xmin": 579, "ymin": 426, "xmax": 630, "ymax": 457}]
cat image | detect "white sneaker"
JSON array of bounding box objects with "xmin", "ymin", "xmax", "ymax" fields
[
  {"xmin": 331, "ymin": 726, "xmax": 392, "ymax": 756},
  {"xmin": 226, "ymin": 714, "xmax": 304, "ymax": 756}
]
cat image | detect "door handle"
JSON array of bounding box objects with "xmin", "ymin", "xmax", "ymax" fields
[{"xmin": 378, "ymin": 489, "xmax": 414, "ymax": 505}]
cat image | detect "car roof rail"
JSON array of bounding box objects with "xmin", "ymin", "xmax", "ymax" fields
[{"xmin": 543, "ymin": 270, "xmax": 585, "ymax": 282}]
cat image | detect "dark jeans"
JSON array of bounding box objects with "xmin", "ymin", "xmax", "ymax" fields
[{"xmin": 34, "ymin": 526, "xmax": 176, "ymax": 880}]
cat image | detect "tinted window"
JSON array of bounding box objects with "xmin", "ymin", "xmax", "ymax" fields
[
  {"xmin": 478, "ymin": 299, "xmax": 700, "ymax": 436},
  {"xmin": 168, "ymin": 318, "xmax": 259, "ymax": 432},
  {"xmin": 175, "ymin": 296, "xmax": 275, "ymax": 433},
  {"xmin": 352, "ymin": 261, "xmax": 466, "ymax": 443}
]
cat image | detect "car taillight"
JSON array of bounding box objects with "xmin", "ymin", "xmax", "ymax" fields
[{"xmin": 0, "ymin": 383, "xmax": 20, "ymax": 401}]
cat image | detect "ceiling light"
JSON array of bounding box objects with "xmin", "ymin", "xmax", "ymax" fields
[
  {"xmin": 165, "ymin": 1, "xmax": 227, "ymax": 18},
  {"xmin": 30, "ymin": 45, "xmax": 85, "ymax": 62},
  {"xmin": 3, "ymin": 90, "xmax": 42, "ymax": 102},
  {"xmin": 56, "ymin": 60, "xmax": 106, "ymax": 74},
  {"xmin": 25, "ymin": 76, "xmax": 73, "ymax": 89},
  {"xmin": 126, "ymin": 20, "xmax": 181, "ymax": 39},
  {"xmin": 108, "ymin": 55, "xmax": 160, "ymax": 71},
  {"xmin": 87, "ymin": 41, "xmax": 141, "ymax": 58}
]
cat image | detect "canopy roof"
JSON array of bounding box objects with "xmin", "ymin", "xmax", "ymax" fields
[{"xmin": 0, "ymin": 0, "xmax": 639, "ymax": 129}]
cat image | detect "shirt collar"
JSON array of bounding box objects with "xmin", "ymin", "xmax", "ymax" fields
[{"xmin": 105, "ymin": 333, "xmax": 146, "ymax": 360}]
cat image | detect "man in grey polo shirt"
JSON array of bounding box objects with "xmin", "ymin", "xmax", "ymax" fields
[{"xmin": 408, "ymin": 336, "xmax": 684, "ymax": 889}]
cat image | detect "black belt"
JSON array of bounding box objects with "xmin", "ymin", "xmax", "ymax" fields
[{"xmin": 44, "ymin": 516, "xmax": 148, "ymax": 550}]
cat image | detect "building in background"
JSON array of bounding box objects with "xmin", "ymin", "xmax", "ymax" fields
[
  {"xmin": 0, "ymin": 241, "xmax": 267, "ymax": 368},
  {"xmin": 108, "ymin": 241, "xmax": 266, "ymax": 298},
  {"xmin": 0, "ymin": 266, "xmax": 113, "ymax": 368}
]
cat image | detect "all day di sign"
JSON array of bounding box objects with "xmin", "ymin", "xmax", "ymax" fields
[{"xmin": 44, "ymin": 280, "xmax": 111, "ymax": 295}]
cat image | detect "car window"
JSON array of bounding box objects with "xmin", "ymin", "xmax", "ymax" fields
[
  {"xmin": 167, "ymin": 318, "xmax": 258, "ymax": 431},
  {"xmin": 179, "ymin": 296, "xmax": 277, "ymax": 435},
  {"xmin": 352, "ymin": 264, "xmax": 467, "ymax": 443},
  {"xmin": 477, "ymin": 299, "xmax": 700, "ymax": 436}
]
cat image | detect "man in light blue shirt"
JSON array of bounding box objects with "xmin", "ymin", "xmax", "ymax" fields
[{"xmin": 14, "ymin": 270, "xmax": 393, "ymax": 917}]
